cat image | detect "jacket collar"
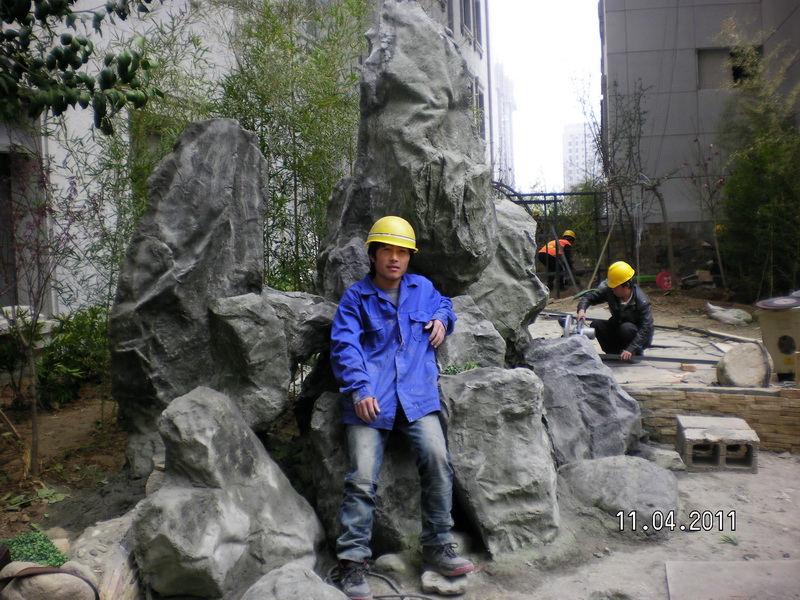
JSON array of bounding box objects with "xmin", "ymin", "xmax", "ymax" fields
[{"xmin": 359, "ymin": 273, "xmax": 419, "ymax": 307}]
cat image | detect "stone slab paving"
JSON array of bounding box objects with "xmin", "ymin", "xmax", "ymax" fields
[{"xmin": 529, "ymin": 308, "xmax": 746, "ymax": 387}]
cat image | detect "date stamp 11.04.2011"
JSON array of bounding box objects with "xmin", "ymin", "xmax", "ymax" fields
[{"xmin": 616, "ymin": 510, "xmax": 736, "ymax": 533}]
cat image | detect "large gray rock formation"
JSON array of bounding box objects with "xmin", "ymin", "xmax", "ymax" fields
[
  {"xmin": 559, "ymin": 456, "xmax": 679, "ymax": 531},
  {"xmin": 439, "ymin": 368, "xmax": 559, "ymax": 556},
  {"xmin": 209, "ymin": 290, "xmax": 337, "ymax": 431},
  {"xmin": 240, "ymin": 563, "xmax": 346, "ymax": 600},
  {"xmin": 467, "ymin": 199, "xmax": 549, "ymax": 358},
  {"xmin": 518, "ymin": 335, "xmax": 643, "ymax": 467},
  {"xmin": 83, "ymin": 4, "xmax": 678, "ymax": 598},
  {"xmin": 109, "ymin": 119, "xmax": 268, "ymax": 477},
  {"xmin": 0, "ymin": 561, "xmax": 99, "ymax": 600},
  {"xmin": 133, "ymin": 387, "xmax": 324, "ymax": 599},
  {"xmin": 436, "ymin": 295, "xmax": 506, "ymax": 371},
  {"xmin": 316, "ymin": 0, "xmax": 496, "ymax": 300}
]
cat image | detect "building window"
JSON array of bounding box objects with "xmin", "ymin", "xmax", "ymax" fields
[
  {"xmin": 446, "ymin": 0, "xmax": 454, "ymax": 31},
  {"xmin": 473, "ymin": 0, "xmax": 482, "ymax": 48},
  {"xmin": 697, "ymin": 47, "xmax": 760, "ymax": 89},
  {"xmin": 471, "ymin": 77, "xmax": 486, "ymax": 140},
  {"xmin": 0, "ymin": 153, "xmax": 16, "ymax": 306},
  {"xmin": 460, "ymin": 0, "xmax": 472, "ymax": 38}
]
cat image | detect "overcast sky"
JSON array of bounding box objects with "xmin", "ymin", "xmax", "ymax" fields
[{"xmin": 488, "ymin": 0, "xmax": 602, "ymax": 193}]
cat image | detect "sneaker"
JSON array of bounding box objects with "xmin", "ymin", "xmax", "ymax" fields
[
  {"xmin": 338, "ymin": 560, "xmax": 373, "ymax": 600},
  {"xmin": 422, "ymin": 543, "xmax": 474, "ymax": 577}
]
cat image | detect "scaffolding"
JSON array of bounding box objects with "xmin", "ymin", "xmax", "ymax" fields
[{"xmin": 492, "ymin": 181, "xmax": 610, "ymax": 297}]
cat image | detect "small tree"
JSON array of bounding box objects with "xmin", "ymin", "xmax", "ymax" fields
[
  {"xmin": 716, "ymin": 18, "xmax": 800, "ymax": 299},
  {"xmin": 683, "ymin": 138, "xmax": 728, "ymax": 287},
  {"xmin": 582, "ymin": 78, "xmax": 678, "ymax": 279},
  {"xmin": 215, "ymin": 0, "xmax": 369, "ymax": 291},
  {"xmin": 1, "ymin": 0, "xmax": 162, "ymax": 134},
  {"xmin": 0, "ymin": 149, "xmax": 83, "ymax": 478}
]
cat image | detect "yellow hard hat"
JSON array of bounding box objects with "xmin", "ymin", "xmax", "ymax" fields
[
  {"xmin": 562, "ymin": 230, "xmax": 576, "ymax": 239},
  {"xmin": 365, "ymin": 216, "xmax": 418, "ymax": 252},
  {"xmin": 607, "ymin": 261, "xmax": 635, "ymax": 288}
]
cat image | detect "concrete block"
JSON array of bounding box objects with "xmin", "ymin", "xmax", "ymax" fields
[{"xmin": 675, "ymin": 415, "xmax": 759, "ymax": 473}]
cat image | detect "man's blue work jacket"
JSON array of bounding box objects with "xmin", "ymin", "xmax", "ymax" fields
[{"xmin": 330, "ymin": 273, "xmax": 456, "ymax": 429}]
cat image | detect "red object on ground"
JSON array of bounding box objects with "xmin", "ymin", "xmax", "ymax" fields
[{"xmin": 656, "ymin": 270, "xmax": 672, "ymax": 290}]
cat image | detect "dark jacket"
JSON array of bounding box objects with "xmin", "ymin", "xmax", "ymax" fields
[{"xmin": 577, "ymin": 280, "xmax": 654, "ymax": 352}]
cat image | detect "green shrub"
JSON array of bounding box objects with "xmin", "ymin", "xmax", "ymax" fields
[
  {"xmin": 0, "ymin": 326, "xmax": 27, "ymax": 409},
  {"xmin": 0, "ymin": 531, "xmax": 68, "ymax": 567},
  {"xmin": 38, "ymin": 306, "xmax": 110, "ymax": 409},
  {"xmin": 441, "ymin": 361, "xmax": 479, "ymax": 375}
]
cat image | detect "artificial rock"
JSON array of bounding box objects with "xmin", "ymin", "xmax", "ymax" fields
[
  {"xmin": 467, "ymin": 198, "xmax": 549, "ymax": 358},
  {"xmin": 0, "ymin": 561, "xmax": 98, "ymax": 600},
  {"xmin": 109, "ymin": 119, "xmax": 268, "ymax": 477},
  {"xmin": 132, "ymin": 387, "xmax": 324, "ymax": 599},
  {"xmin": 209, "ymin": 293, "xmax": 292, "ymax": 430},
  {"xmin": 316, "ymin": 0, "xmax": 496, "ymax": 300},
  {"xmin": 519, "ymin": 335, "xmax": 643, "ymax": 467},
  {"xmin": 439, "ymin": 367, "xmax": 559, "ymax": 556},
  {"xmin": 558, "ymin": 455, "xmax": 679, "ymax": 530},
  {"xmin": 239, "ymin": 563, "xmax": 347, "ymax": 600},
  {"xmin": 716, "ymin": 341, "xmax": 772, "ymax": 388},
  {"xmin": 207, "ymin": 289, "xmax": 336, "ymax": 431},
  {"xmin": 436, "ymin": 295, "xmax": 506, "ymax": 371}
]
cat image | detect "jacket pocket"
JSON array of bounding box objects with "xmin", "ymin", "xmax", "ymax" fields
[
  {"xmin": 409, "ymin": 310, "xmax": 430, "ymax": 341},
  {"xmin": 362, "ymin": 314, "xmax": 389, "ymax": 349}
]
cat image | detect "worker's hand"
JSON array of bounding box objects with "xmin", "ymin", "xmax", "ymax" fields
[
  {"xmin": 620, "ymin": 349, "xmax": 633, "ymax": 361},
  {"xmin": 355, "ymin": 397, "xmax": 381, "ymax": 424},
  {"xmin": 576, "ymin": 309, "xmax": 586, "ymax": 322},
  {"xmin": 425, "ymin": 319, "xmax": 446, "ymax": 348}
]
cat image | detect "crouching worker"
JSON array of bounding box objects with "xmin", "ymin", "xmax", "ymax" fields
[
  {"xmin": 576, "ymin": 260, "xmax": 654, "ymax": 361},
  {"xmin": 330, "ymin": 216, "xmax": 474, "ymax": 600}
]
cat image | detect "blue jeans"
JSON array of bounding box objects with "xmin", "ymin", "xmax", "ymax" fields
[{"xmin": 336, "ymin": 412, "xmax": 455, "ymax": 562}]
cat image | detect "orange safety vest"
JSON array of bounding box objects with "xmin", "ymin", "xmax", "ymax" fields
[{"xmin": 539, "ymin": 238, "xmax": 572, "ymax": 257}]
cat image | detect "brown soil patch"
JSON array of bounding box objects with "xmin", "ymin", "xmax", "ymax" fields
[{"xmin": 0, "ymin": 382, "xmax": 128, "ymax": 539}]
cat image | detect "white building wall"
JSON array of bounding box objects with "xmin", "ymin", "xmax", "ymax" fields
[{"xmin": 599, "ymin": 0, "xmax": 800, "ymax": 225}]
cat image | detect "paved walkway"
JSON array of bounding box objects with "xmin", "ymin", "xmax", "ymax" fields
[{"xmin": 529, "ymin": 307, "xmax": 760, "ymax": 387}]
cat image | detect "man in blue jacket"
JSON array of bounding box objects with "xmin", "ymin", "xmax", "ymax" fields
[{"xmin": 330, "ymin": 216, "xmax": 473, "ymax": 600}]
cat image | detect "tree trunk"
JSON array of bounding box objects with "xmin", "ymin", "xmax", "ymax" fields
[
  {"xmin": 711, "ymin": 218, "xmax": 728, "ymax": 289},
  {"xmin": 652, "ymin": 186, "xmax": 676, "ymax": 284},
  {"xmin": 23, "ymin": 338, "xmax": 40, "ymax": 478}
]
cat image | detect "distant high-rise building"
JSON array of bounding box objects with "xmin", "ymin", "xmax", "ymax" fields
[
  {"xmin": 491, "ymin": 62, "xmax": 515, "ymax": 188},
  {"xmin": 562, "ymin": 123, "xmax": 599, "ymax": 191}
]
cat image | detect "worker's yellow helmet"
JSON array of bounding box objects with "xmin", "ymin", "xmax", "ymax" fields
[
  {"xmin": 365, "ymin": 216, "xmax": 417, "ymax": 252},
  {"xmin": 562, "ymin": 230, "xmax": 576, "ymax": 239},
  {"xmin": 607, "ymin": 261, "xmax": 635, "ymax": 288}
]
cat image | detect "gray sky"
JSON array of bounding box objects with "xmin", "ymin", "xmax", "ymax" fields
[{"xmin": 489, "ymin": 0, "xmax": 602, "ymax": 192}]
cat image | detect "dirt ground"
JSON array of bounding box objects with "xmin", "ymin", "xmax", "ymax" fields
[
  {"xmin": 1, "ymin": 287, "xmax": 796, "ymax": 599},
  {"xmin": 0, "ymin": 383, "xmax": 129, "ymax": 540}
]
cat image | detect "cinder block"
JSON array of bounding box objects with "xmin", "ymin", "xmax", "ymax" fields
[{"xmin": 675, "ymin": 415, "xmax": 759, "ymax": 473}]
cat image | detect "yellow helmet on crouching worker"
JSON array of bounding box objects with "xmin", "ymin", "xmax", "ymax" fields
[
  {"xmin": 365, "ymin": 216, "xmax": 418, "ymax": 252},
  {"xmin": 562, "ymin": 230, "xmax": 576, "ymax": 239},
  {"xmin": 607, "ymin": 261, "xmax": 635, "ymax": 288}
]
